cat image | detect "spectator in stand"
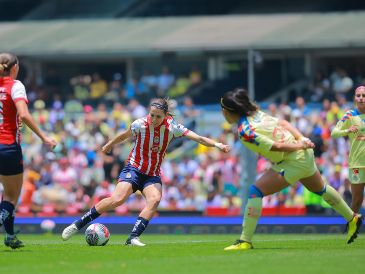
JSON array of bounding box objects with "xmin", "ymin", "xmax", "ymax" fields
[
  {"xmin": 89, "ymin": 73, "xmax": 108, "ymax": 105},
  {"xmin": 32, "ymin": 99, "xmax": 49, "ymax": 128},
  {"xmin": 189, "ymin": 66, "xmax": 202, "ymax": 86},
  {"xmin": 331, "ymin": 68, "xmax": 354, "ymax": 101},
  {"xmin": 127, "ymin": 98, "xmax": 147, "ymax": 120},
  {"xmin": 140, "ymin": 70, "xmax": 157, "ymax": 97},
  {"xmin": 157, "ymin": 66, "xmax": 175, "ymax": 97},
  {"xmin": 181, "ymin": 96, "xmax": 200, "ymax": 130},
  {"xmin": 105, "ymin": 73, "xmax": 122, "ymax": 105},
  {"xmin": 309, "ymin": 71, "xmax": 330, "ymax": 102},
  {"xmin": 71, "ymin": 75, "xmax": 91, "ymax": 103}
]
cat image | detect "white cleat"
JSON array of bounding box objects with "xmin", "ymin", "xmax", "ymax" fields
[
  {"xmin": 61, "ymin": 223, "xmax": 79, "ymax": 241},
  {"xmin": 125, "ymin": 237, "xmax": 146, "ymax": 247}
]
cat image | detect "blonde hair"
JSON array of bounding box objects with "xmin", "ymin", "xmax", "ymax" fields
[{"xmin": 0, "ymin": 52, "xmax": 18, "ymax": 76}]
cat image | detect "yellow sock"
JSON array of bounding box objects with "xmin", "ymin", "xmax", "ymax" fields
[
  {"xmin": 240, "ymin": 197, "xmax": 262, "ymax": 243},
  {"xmin": 322, "ymin": 185, "xmax": 353, "ymax": 222}
]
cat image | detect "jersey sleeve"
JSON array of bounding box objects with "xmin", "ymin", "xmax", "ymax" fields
[
  {"xmin": 238, "ymin": 126, "xmax": 274, "ymax": 152},
  {"xmin": 170, "ymin": 120, "xmax": 189, "ymax": 137},
  {"xmin": 331, "ymin": 111, "xmax": 352, "ymax": 138},
  {"xmin": 11, "ymin": 80, "xmax": 28, "ymax": 103},
  {"xmin": 130, "ymin": 119, "xmax": 141, "ymax": 136}
]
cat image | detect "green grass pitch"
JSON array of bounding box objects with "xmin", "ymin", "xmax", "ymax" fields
[{"xmin": 0, "ymin": 234, "xmax": 364, "ymax": 274}]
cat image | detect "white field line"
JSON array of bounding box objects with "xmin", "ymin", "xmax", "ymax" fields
[{"xmin": 23, "ymin": 236, "xmax": 344, "ymax": 245}]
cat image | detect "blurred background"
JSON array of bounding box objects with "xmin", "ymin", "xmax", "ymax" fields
[{"xmin": 1, "ymin": 0, "xmax": 365, "ymax": 221}]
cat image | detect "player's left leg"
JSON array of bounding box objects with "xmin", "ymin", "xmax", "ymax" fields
[
  {"xmin": 224, "ymin": 169, "xmax": 289, "ymax": 251},
  {"xmin": 350, "ymin": 183, "xmax": 365, "ymax": 214},
  {"xmin": 125, "ymin": 183, "xmax": 162, "ymax": 247},
  {"xmin": 0, "ymin": 173, "xmax": 24, "ymax": 249},
  {"xmin": 301, "ymin": 171, "xmax": 362, "ymax": 244},
  {"xmin": 62, "ymin": 182, "xmax": 133, "ymax": 241}
]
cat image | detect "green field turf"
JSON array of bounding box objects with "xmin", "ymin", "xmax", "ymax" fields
[{"xmin": 0, "ymin": 234, "xmax": 364, "ymax": 274}]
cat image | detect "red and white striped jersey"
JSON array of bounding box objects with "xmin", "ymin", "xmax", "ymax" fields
[
  {"xmin": 0, "ymin": 77, "xmax": 28, "ymax": 145},
  {"xmin": 128, "ymin": 115, "xmax": 189, "ymax": 176}
]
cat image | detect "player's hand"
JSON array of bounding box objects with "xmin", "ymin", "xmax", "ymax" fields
[
  {"xmin": 102, "ymin": 142, "xmax": 113, "ymax": 154},
  {"xmin": 43, "ymin": 137, "xmax": 57, "ymax": 150},
  {"xmin": 348, "ymin": 125, "xmax": 359, "ymax": 133},
  {"xmin": 300, "ymin": 137, "xmax": 315, "ymax": 149},
  {"xmin": 215, "ymin": 143, "xmax": 231, "ymax": 153}
]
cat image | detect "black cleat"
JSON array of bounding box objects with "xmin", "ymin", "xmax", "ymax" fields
[{"xmin": 4, "ymin": 235, "xmax": 25, "ymax": 249}]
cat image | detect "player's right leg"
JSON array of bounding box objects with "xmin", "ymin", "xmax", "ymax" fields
[
  {"xmin": 301, "ymin": 171, "xmax": 362, "ymax": 244},
  {"xmin": 62, "ymin": 182, "xmax": 133, "ymax": 241},
  {"xmin": 0, "ymin": 173, "xmax": 24, "ymax": 249},
  {"xmin": 125, "ymin": 183, "xmax": 162, "ymax": 247},
  {"xmin": 224, "ymin": 169, "xmax": 289, "ymax": 251},
  {"xmin": 350, "ymin": 183, "xmax": 365, "ymax": 214}
]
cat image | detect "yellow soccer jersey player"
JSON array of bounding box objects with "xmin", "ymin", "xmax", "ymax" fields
[{"xmin": 331, "ymin": 85, "xmax": 365, "ymax": 214}]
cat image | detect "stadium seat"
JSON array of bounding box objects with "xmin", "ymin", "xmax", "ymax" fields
[
  {"xmin": 261, "ymin": 207, "xmax": 279, "ymax": 216},
  {"xmin": 16, "ymin": 204, "xmax": 33, "ymax": 217},
  {"xmin": 37, "ymin": 204, "xmax": 57, "ymax": 217},
  {"xmin": 205, "ymin": 206, "xmax": 228, "ymax": 216},
  {"xmin": 278, "ymin": 206, "xmax": 306, "ymax": 216},
  {"xmin": 115, "ymin": 204, "xmax": 128, "ymax": 215},
  {"xmin": 65, "ymin": 205, "xmax": 80, "ymax": 216}
]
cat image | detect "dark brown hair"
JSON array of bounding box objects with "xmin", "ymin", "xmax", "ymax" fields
[
  {"xmin": 0, "ymin": 53, "xmax": 18, "ymax": 76},
  {"xmin": 150, "ymin": 98, "xmax": 173, "ymax": 117},
  {"xmin": 221, "ymin": 88, "xmax": 258, "ymax": 116}
]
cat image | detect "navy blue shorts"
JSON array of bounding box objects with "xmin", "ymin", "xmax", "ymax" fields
[
  {"xmin": 0, "ymin": 142, "xmax": 24, "ymax": 176},
  {"xmin": 118, "ymin": 164, "xmax": 162, "ymax": 193}
]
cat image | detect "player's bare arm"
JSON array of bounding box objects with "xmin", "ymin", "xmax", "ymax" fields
[
  {"xmin": 15, "ymin": 100, "xmax": 57, "ymax": 149},
  {"xmin": 270, "ymin": 139, "xmax": 314, "ymax": 152},
  {"xmin": 185, "ymin": 130, "xmax": 231, "ymax": 153},
  {"xmin": 278, "ymin": 119, "xmax": 305, "ymax": 141},
  {"xmin": 102, "ymin": 127, "xmax": 133, "ymax": 153}
]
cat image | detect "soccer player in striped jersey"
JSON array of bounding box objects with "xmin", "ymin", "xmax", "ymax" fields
[
  {"xmin": 0, "ymin": 53, "xmax": 57, "ymax": 249},
  {"xmin": 220, "ymin": 88, "xmax": 362, "ymax": 251},
  {"xmin": 332, "ymin": 86, "xmax": 365, "ymax": 214},
  {"xmin": 62, "ymin": 98, "xmax": 230, "ymax": 246}
]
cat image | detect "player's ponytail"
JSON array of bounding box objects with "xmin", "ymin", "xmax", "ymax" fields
[
  {"xmin": 221, "ymin": 88, "xmax": 258, "ymax": 117},
  {"xmin": 0, "ymin": 52, "xmax": 18, "ymax": 76}
]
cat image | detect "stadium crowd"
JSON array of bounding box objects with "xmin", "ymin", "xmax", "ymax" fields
[{"xmin": 2, "ymin": 66, "xmax": 365, "ymax": 216}]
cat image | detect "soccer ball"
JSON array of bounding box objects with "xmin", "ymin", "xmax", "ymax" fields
[
  {"xmin": 40, "ymin": 219, "xmax": 56, "ymax": 233},
  {"xmin": 85, "ymin": 223, "xmax": 110, "ymax": 246}
]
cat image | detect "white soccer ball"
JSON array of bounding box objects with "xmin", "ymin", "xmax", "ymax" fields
[
  {"xmin": 85, "ymin": 223, "xmax": 110, "ymax": 246},
  {"xmin": 40, "ymin": 219, "xmax": 56, "ymax": 232}
]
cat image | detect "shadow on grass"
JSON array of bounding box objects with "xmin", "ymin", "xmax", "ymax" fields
[{"xmin": 1, "ymin": 248, "xmax": 32, "ymax": 252}]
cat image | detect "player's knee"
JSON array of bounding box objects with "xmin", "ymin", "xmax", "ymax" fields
[
  {"xmin": 312, "ymin": 185, "xmax": 326, "ymax": 196},
  {"xmin": 110, "ymin": 195, "xmax": 124, "ymax": 207},
  {"xmin": 147, "ymin": 195, "xmax": 161, "ymax": 209},
  {"xmin": 249, "ymin": 185, "xmax": 264, "ymax": 199}
]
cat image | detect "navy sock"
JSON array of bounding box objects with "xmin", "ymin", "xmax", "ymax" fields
[
  {"xmin": 74, "ymin": 207, "xmax": 100, "ymax": 230},
  {"xmin": 130, "ymin": 217, "xmax": 149, "ymax": 238},
  {"xmin": 0, "ymin": 201, "xmax": 15, "ymax": 235}
]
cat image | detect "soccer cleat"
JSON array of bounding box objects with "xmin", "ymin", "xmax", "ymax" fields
[
  {"xmin": 125, "ymin": 237, "xmax": 146, "ymax": 247},
  {"xmin": 224, "ymin": 239, "xmax": 253, "ymax": 251},
  {"xmin": 4, "ymin": 235, "xmax": 24, "ymax": 249},
  {"xmin": 346, "ymin": 214, "xmax": 363, "ymax": 244},
  {"xmin": 61, "ymin": 223, "xmax": 79, "ymax": 241}
]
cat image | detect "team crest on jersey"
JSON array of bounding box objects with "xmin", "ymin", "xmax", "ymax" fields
[
  {"xmin": 126, "ymin": 172, "xmax": 132, "ymax": 179},
  {"xmin": 154, "ymin": 136, "xmax": 160, "ymax": 143},
  {"xmin": 352, "ymin": 169, "xmax": 360, "ymax": 183}
]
